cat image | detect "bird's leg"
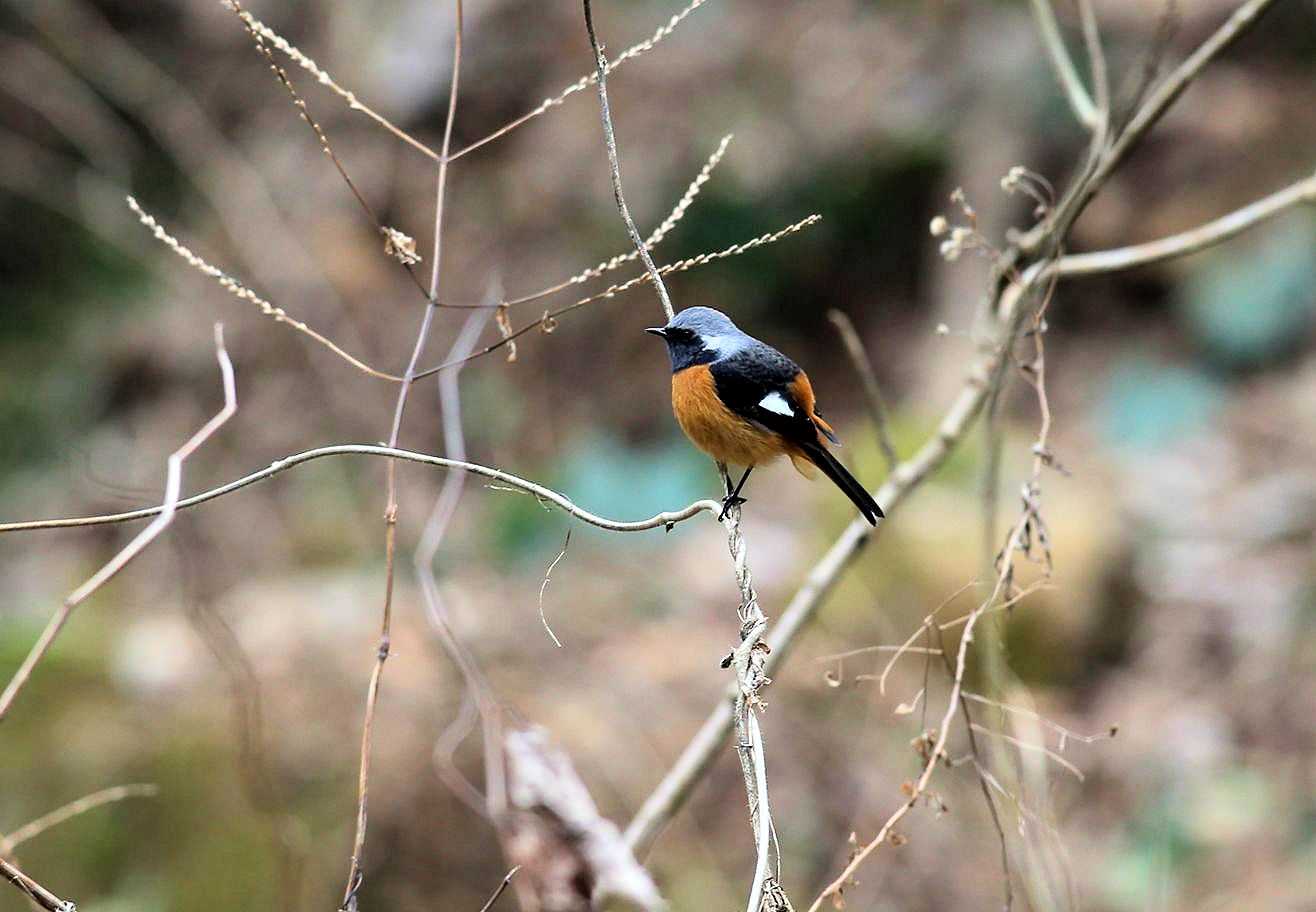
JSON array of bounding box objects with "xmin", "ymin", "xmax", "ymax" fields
[
  {"xmin": 717, "ymin": 461, "xmax": 734, "ymax": 497},
  {"xmin": 718, "ymin": 466, "xmax": 754, "ymax": 521}
]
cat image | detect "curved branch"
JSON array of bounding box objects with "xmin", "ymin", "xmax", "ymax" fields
[
  {"xmin": 1030, "ymin": 0, "xmax": 1098, "ymax": 128},
  {"xmin": 0, "ymin": 445, "xmax": 720, "ymax": 535},
  {"xmin": 1, "ymin": 324, "xmax": 237, "ymax": 722},
  {"xmin": 1055, "ymin": 171, "xmax": 1316, "ymax": 276}
]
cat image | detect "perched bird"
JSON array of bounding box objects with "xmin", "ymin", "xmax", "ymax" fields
[{"xmin": 647, "ymin": 306, "xmax": 883, "ymax": 525}]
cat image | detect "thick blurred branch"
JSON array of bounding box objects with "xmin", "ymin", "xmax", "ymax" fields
[
  {"xmin": 827, "ymin": 310, "xmax": 898, "ymax": 471},
  {"xmin": 1021, "ymin": 0, "xmax": 1281, "ymax": 253},
  {"xmin": 1055, "ymin": 170, "xmax": 1316, "ymax": 276}
]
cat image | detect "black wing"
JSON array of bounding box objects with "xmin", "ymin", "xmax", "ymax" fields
[{"xmin": 709, "ymin": 343, "xmax": 817, "ymax": 444}]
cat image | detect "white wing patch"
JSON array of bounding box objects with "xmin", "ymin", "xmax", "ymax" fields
[{"xmin": 758, "ymin": 391, "xmax": 795, "ymax": 418}]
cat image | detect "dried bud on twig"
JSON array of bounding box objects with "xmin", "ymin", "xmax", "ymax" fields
[{"xmin": 381, "ymin": 227, "xmax": 421, "ymax": 265}]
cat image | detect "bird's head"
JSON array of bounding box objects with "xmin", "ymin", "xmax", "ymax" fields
[{"xmin": 645, "ymin": 306, "xmax": 747, "ymax": 372}]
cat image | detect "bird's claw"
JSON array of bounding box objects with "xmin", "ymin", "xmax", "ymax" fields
[{"xmin": 718, "ymin": 494, "xmax": 747, "ymax": 521}]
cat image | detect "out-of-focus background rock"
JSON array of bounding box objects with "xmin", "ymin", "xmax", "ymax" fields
[{"xmin": 1, "ymin": 1, "xmax": 1314, "ymax": 910}]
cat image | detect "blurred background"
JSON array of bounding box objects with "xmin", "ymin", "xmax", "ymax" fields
[{"xmin": 2, "ymin": 0, "xmax": 1315, "ymax": 910}]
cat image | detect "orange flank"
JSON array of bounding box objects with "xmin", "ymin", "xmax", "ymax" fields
[
  {"xmin": 672, "ymin": 364, "xmax": 833, "ymax": 479},
  {"xmin": 672, "ymin": 365, "xmax": 783, "ymax": 467}
]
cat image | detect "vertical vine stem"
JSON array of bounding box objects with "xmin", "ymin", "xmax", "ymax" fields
[
  {"xmin": 582, "ymin": 0, "xmax": 676, "ymax": 322},
  {"xmin": 341, "ymin": 3, "xmax": 463, "ymax": 908}
]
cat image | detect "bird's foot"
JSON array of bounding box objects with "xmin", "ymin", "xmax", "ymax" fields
[{"xmin": 718, "ymin": 493, "xmax": 747, "ymax": 521}]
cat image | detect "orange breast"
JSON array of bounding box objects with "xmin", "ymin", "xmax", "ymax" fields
[{"xmin": 671, "ymin": 365, "xmax": 784, "ymax": 467}]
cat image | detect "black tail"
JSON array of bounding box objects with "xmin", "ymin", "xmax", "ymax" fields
[{"xmin": 801, "ymin": 441, "xmax": 883, "ymax": 525}]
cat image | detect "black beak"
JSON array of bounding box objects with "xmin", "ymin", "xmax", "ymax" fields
[{"xmin": 644, "ymin": 327, "xmax": 668, "ymax": 338}]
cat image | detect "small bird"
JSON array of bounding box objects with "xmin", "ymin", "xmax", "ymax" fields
[{"xmin": 647, "ymin": 306, "xmax": 883, "ymax": 525}]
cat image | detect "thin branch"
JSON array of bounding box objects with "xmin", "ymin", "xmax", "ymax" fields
[
  {"xmin": 1055, "ymin": 171, "xmax": 1316, "ymax": 276},
  {"xmin": 817, "ymin": 645, "xmax": 943, "ymax": 663},
  {"xmin": 931, "ymin": 623, "xmax": 1013, "ymax": 912},
  {"xmin": 807, "ymin": 505, "xmax": 1037, "ymax": 912},
  {"xmin": 969, "ymin": 723, "xmax": 1087, "ymax": 782},
  {"xmin": 0, "ymin": 785, "xmax": 158, "ymax": 855},
  {"xmin": 582, "ymin": 0, "xmax": 675, "ymax": 322},
  {"xmin": 1029, "ymin": 0, "xmax": 1098, "ymax": 128},
  {"xmin": 417, "ymin": 305, "xmax": 496, "ymax": 817},
  {"xmin": 0, "ymin": 324, "xmax": 236, "ymax": 723},
  {"xmin": 827, "ymin": 310, "xmax": 898, "ymax": 471},
  {"xmin": 477, "ymin": 866, "xmax": 521, "ymax": 912},
  {"xmin": 1, "ymin": 857, "xmax": 73, "ymax": 912},
  {"xmin": 229, "ymin": 1, "xmax": 479, "ymax": 311},
  {"xmin": 342, "ymin": 5, "xmax": 463, "ymax": 905},
  {"xmin": 498, "ymin": 134, "xmax": 733, "ymax": 312},
  {"xmin": 0, "ymin": 445, "xmax": 720, "ymax": 536},
  {"xmin": 742, "ymin": 711, "xmax": 772, "ymax": 912},
  {"xmin": 449, "ymin": 0, "xmax": 709, "ymax": 162},
  {"xmin": 537, "ymin": 530, "xmax": 571, "ymax": 648},
  {"xmin": 411, "ymin": 215, "xmax": 821, "ymax": 381},
  {"xmin": 961, "ymin": 691, "xmax": 1117, "ymax": 749},
  {"xmin": 126, "ymin": 197, "xmax": 403, "ymax": 382},
  {"xmin": 229, "ymin": 4, "xmax": 443, "ymax": 163},
  {"xmin": 1076, "ymin": 0, "xmax": 1109, "ymax": 119},
  {"xmin": 1070, "ymin": 0, "xmax": 1280, "ymax": 231}
]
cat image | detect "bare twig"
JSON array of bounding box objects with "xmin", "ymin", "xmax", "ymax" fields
[
  {"xmin": 0, "ymin": 445, "xmax": 721, "ymax": 536},
  {"xmin": 1029, "ymin": 0, "xmax": 1098, "ymax": 128},
  {"xmin": 1022, "ymin": 0, "xmax": 1282, "ymax": 253},
  {"xmin": 341, "ymin": 4, "xmax": 463, "ymax": 904},
  {"xmin": 0, "ymin": 324, "xmax": 236, "ymax": 722},
  {"xmin": 1075, "ymin": 0, "xmax": 1110, "ymax": 128},
  {"xmin": 416, "ymin": 305, "xmax": 497, "ymax": 816},
  {"xmin": 827, "ymin": 310, "xmax": 898, "ymax": 471},
  {"xmin": 969, "ymin": 723, "xmax": 1087, "ymax": 782},
  {"xmin": 582, "ymin": 0, "xmax": 675, "ymax": 322},
  {"xmin": 476, "ymin": 866, "xmax": 521, "ymax": 912},
  {"xmin": 1, "ymin": 857, "xmax": 73, "ymax": 912},
  {"xmin": 229, "ymin": 1, "xmax": 488, "ymax": 312},
  {"xmin": 410, "ymin": 215, "xmax": 821, "ymax": 381},
  {"xmin": 807, "ymin": 506, "xmax": 1037, "ymax": 912},
  {"xmin": 450, "ymin": 0, "xmax": 708, "ymax": 162},
  {"xmin": 537, "ymin": 530, "xmax": 571, "ymax": 648},
  {"xmin": 126, "ymin": 197, "xmax": 402, "ymax": 382},
  {"xmin": 1055, "ymin": 170, "xmax": 1316, "ymax": 276},
  {"xmin": 962, "ymin": 692, "xmax": 1117, "ymax": 750},
  {"xmin": 498, "ymin": 134, "xmax": 733, "ymax": 312},
  {"xmin": 230, "ymin": 4, "xmax": 440, "ymax": 163},
  {"xmin": 0, "ymin": 784, "xmax": 158, "ymax": 855}
]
